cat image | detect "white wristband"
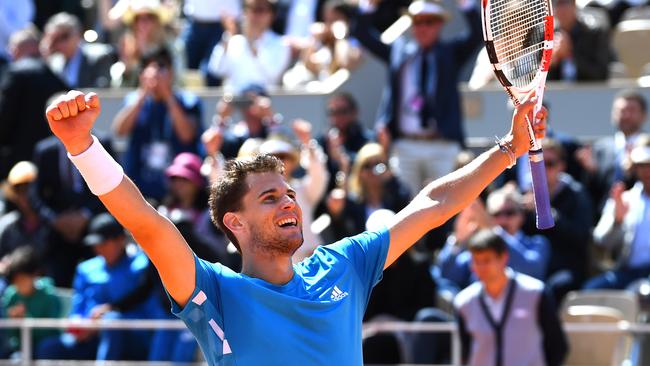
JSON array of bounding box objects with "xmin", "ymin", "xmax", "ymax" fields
[{"xmin": 68, "ymin": 135, "xmax": 124, "ymax": 196}]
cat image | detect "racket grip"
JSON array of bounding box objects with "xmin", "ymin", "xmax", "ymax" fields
[{"xmin": 529, "ymin": 151, "xmax": 555, "ymax": 229}]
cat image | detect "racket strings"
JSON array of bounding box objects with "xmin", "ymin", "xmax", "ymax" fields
[{"xmin": 488, "ymin": 0, "xmax": 548, "ymax": 87}]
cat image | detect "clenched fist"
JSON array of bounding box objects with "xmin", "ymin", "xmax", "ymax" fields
[{"xmin": 45, "ymin": 90, "xmax": 101, "ymax": 155}]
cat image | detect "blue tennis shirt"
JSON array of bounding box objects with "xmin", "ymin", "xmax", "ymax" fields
[{"xmin": 170, "ymin": 228, "xmax": 390, "ymax": 365}]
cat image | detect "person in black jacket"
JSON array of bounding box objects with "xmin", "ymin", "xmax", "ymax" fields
[{"xmin": 0, "ymin": 27, "xmax": 67, "ymax": 180}]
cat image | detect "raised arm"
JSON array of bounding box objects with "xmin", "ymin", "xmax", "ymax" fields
[
  {"xmin": 46, "ymin": 90, "xmax": 196, "ymax": 307},
  {"xmin": 384, "ymin": 94, "xmax": 545, "ymax": 268}
]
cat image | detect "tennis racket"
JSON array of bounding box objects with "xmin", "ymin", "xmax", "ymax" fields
[{"xmin": 481, "ymin": 0, "xmax": 555, "ymax": 229}]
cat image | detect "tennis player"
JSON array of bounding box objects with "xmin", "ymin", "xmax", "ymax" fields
[{"xmin": 45, "ymin": 90, "xmax": 545, "ymax": 365}]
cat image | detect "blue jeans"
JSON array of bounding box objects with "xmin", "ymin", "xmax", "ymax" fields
[
  {"xmin": 583, "ymin": 266, "xmax": 650, "ymax": 290},
  {"xmin": 183, "ymin": 20, "xmax": 223, "ymax": 86}
]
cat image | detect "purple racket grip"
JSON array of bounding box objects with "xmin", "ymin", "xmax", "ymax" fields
[{"xmin": 529, "ymin": 150, "xmax": 555, "ymax": 229}]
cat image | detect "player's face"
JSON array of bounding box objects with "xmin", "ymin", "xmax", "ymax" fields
[
  {"xmin": 613, "ymin": 98, "xmax": 646, "ymax": 136},
  {"xmin": 239, "ymin": 172, "xmax": 304, "ymax": 255},
  {"xmin": 412, "ymin": 15, "xmax": 444, "ymax": 49},
  {"xmin": 471, "ymin": 250, "xmax": 508, "ymax": 284}
]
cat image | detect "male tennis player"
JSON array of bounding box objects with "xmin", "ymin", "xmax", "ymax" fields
[{"xmin": 45, "ymin": 90, "xmax": 545, "ymax": 365}]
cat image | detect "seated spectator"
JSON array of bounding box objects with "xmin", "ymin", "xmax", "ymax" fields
[
  {"xmin": 109, "ymin": 0, "xmax": 184, "ymax": 88},
  {"xmin": 258, "ymin": 121, "xmax": 329, "ymax": 262},
  {"xmin": 40, "ymin": 12, "xmax": 116, "ymax": 88},
  {"xmin": 0, "ymin": 162, "xmax": 49, "ymax": 260},
  {"xmin": 112, "ymin": 47, "xmax": 202, "ymax": 202},
  {"xmin": 522, "ymin": 138, "xmax": 593, "ymax": 300},
  {"xmin": 283, "ymin": 0, "xmax": 362, "ymax": 88},
  {"xmin": 454, "ymin": 229, "xmax": 568, "ymax": 366},
  {"xmin": 36, "ymin": 213, "xmax": 164, "ymax": 361},
  {"xmin": 31, "ymin": 134, "xmax": 114, "ymax": 287},
  {"xmin": 159, "ymin": 152, "xmax": 208, "ymax": 226},
  {"xmin": 1, "ymin": 247, "xmax": 61, "ymax": 358},
  {"xmin": 586, "ymin": 134, "xmax": 650, "ymax": 289},
  {"xmin": 548, "ymin": 0, "xmax": 610, "ymax": 81},
  {"xmin": 207, "ymin": 0, "xmax": 291, "ymax": 92},
  {"xmin": 436, "ymin": 184, "xmax": 550, "ymax": 293},
  {"xmin": 324, "ymin": 142, "xmax": 411, "ymax": 241},
  {"xmin": 0, "ymin": 27, "xmax": 67, "ymax": 180},
  {"xmin": 201, "ymin": 84, "xmax": 277, "ymax": 160}
]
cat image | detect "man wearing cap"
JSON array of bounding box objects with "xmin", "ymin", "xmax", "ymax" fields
[
  {"xmin": 0, "ymin": 162, "xmax": 49, "ymax": 260},
  {"xmin": 585, "ymin": 134, "xmax": 650, "ymax": 290},
  {"xmin": 353, "ymin": 0, "xmax": 482, "ymax": 195},
  {"xmin": 36, "ymin": 213, "xmax": 164, "ymax": 361}
]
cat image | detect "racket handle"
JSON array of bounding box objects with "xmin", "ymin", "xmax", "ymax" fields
[{"xmin": 529, "ymin": 150, "xmax": 555, "ymax": 229}]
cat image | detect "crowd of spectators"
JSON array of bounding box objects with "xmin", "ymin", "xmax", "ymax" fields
[{"xmin": 0, "ymin": 0, "xmax": 649, "ymax": 363}]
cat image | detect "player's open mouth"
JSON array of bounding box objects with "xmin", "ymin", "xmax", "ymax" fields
[{"xmin": 276, "ymin": 218, "xmax": 298, "ymax": 227}]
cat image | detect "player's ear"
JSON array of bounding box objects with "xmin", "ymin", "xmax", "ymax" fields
[{"xmin": 222, "ymin": 212, "xmax": 245, "ymax": 233}]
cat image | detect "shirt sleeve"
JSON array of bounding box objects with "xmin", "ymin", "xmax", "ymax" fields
[
  {"xmin": 327, "ymin": 228, "xmax": 390, "ymax": 289},
  {"xmin": 169, "ymin": 254, "xmax": 222, "ymax": 317}
]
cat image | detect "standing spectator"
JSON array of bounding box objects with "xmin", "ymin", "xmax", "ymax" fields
[
  {"xmin": 202, "ymin": 84, "xmax": 276, "ymax": 160},
  {"xmin": 523, "ymin": 138, "xmax": 593, "ymax": 300},
  {"xmin": 0, "ymin": 1, "xmax": 35, "ymax": 64},
  {"xmin": 31, "ymin": 135, "xmax": 114, "ymax": 287},
  {"xmin": 258, "ymin": 120, "xmax": 329, "ymax": 262},
  {"xmin": 436, "ymin": 185, "xmax": 550, "ymax": 293},
  {"xmin": 548, "ymin": 0, "xmax": 610, "ymax": 81},
  {"xmin": 0, "ymin": 162, "xmax": 49, "ymax": 260},
  {"xmin": 576, "ymin": 90, "xmax": 647, "ymax": 214},
  {"xmin": 353, "ymin": 0, "xmax": 482, "ymax": 195},
  {"xmin": 585, "ymin": 134, "xmax": 650, "ymax": 289},
  {"xmin": 41, "ymin": 12, "xmax": 116, "ymax": 88},
  {"xmin": 316, "ymin": 92, "xmax": 375, "ymax": 190},
  {"xmin": 109, "ymin": 0, "xmax": 183, "ymax": 88},
  {"xmin": 1, "ymin": 247, "xmax": 61, "ymax": 358},
  {"xmin": 36, "ymin": 213, "xmax": 163, "ymax": 361},
  {"xmin": 207, "ymin": 0, "xmax": 291, "ymax": 92},
  {"xmin": 454, "ymin": 229, "xmax": 568, "ymax": 366},
  {"xmin": 0, "ymin": 27, "xmax": 66, "ymax": 179},
  {"xmin": 182, "ymin": 0, "xmax": 241, "ymax": 85},
  {"xmin": 112, "ymin": 47, "xmax": 202, "ymax": 202}
]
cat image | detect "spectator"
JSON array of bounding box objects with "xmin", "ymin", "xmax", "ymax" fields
[
  {"xmin": 576, "ymin": 90, "xmax": 648, "ymax": 214},
  {"xmin": 31, "ymin": 134, "xmax": 114, "ymax": 287},
  {"xmin": 436, "ymin": 185, "xmax": 550, "ymax": 293},
  {"xmin": 0, "ymin": 1, "xmax": 35, "ymax": 64},
  {"xmin": 207, "ymin": 0, "xmax": 291, "ymax": 92},
  {"xmin": 454, "ymin": 229, "xmax": 568, "ymax": 366},
  {"xmin": 0, "ymin": 27, "xmax": 66, "ymax": 179},
  {"xmin": 273, "ymin": 0, "xmax": 328, "ymax": 38},
  {"xmin": 283, "ymin": 0, "xmax": 363, "ymax": 87},
  {"xmin": 112, "ymin": 46, "xmax": 202, "ymax": 202},
  {"xmin": 40, "ymin": 12, "xmax": 115, "ymax": 88},
  {"xmin": 1, "ymin": 247, "xmax": 61, "ymax": 358},
  {"xmin": 0, "ymin": 162, "xmax": 49, "ymax": 263},
  {"xmin": 109, "ymin": 0, "xmax": 183, "ymax": 88},
  {"xmin": 202, "ymin": 84, "xmax": 277, "ymax": 160},
  {"xmin": 258, "ymin": 121, "xmax": 329, "ymax": 262},
  {"xmin": 523, "ymin": 138, "xmax": 593, "ymax": 300},
  {"xmin": 36, "ymin": 213, "xmax": 164, "ymax": 361},
  {"xmin": 159, "ymin": 152, "xmax": 208, "ymax": 226},
  {"xmin": 324, "ymin": 142, "xmax": 411, "ymax": 240},
  {"xmin": 316, "ymin": 92, "xmax": 374, "ymax": 190},
  {"xmin": 353, "ymin": 0, "xmax": 482, "ymax": 195},
  {"xmin": 181, "ymin": 0, "xmax": 241, "ymax": 85},
  {"xmin": 585, "ymin": 134, "xmax": 650, "ymax": 289},
  {"xmin": 548, "ymin": 0, "xmax": 610, "ymax": 81}
]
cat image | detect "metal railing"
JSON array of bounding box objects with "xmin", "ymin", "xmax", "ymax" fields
[{"xmin": 1, "ymin": 318, "xmax": 650, "ymax": 365}]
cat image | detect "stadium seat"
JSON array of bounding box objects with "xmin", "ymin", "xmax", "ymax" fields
[
  {"xmin": 563, "ymin": 305, "xmax": 631, "ymax": 366},
  {"xmin": 612, "ymin": 18, "xmax": 650, "ymax": 78}
]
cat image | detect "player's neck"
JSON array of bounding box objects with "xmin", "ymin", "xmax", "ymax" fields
[{"xmin": 241, "ymin": 254, "xmax": 294, "ymax": 286}]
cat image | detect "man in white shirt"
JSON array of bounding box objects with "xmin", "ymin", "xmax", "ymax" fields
[{"xmin": 207, "ymin": 0, "xmax": 291, "ymax": 92}]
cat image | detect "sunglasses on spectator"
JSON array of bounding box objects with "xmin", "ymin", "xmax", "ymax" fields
[
  {"xmin": 361, "ymin": 161, "xmax": 387, "ymax": 170},
  {"xmin": 327, "ymin": 107, "xmax": 352, "ymax": 116},
  {"xmin": 544, "ymin": 159, "xmax": 560, "ymax": 168},
  {"xmin": 246, "ymin": 5, "xmax": 273, "ymax": 14},
  {"xmin": 412, "ymin": 18, "xmax": 443, "ymax": 26},
  {"xmin": 492, "ymin": 208, "xmax": 519, "ymax": 217},
  {"xmin": 52, "ymin": 32, "xmax": 72, "ymax": 44},
  {"xmin": 135, "ymin": 13, "xmax": 159, "ymax": 22}
]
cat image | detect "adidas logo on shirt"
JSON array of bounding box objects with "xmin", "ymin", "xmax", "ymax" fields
[{"xmin": 330, "ymin": 285, "xmax": 349, "ymax": 301}]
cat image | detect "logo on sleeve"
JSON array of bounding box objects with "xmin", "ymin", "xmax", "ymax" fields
[{"xmin": 330, "ymin": 285, "xmax": 349, "ymax": 301}]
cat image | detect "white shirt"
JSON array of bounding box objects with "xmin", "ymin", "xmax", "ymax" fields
[
  {"xmin": 285, "ymin": 0, "xmax": 318, "ymax": 39},
  {"xmin": 208, "ymin": 31, "xmax": 291, "ymax": 93},
  {"xmin": 183, "ymin": 0, "xmax": 241, "ymax": 22}
]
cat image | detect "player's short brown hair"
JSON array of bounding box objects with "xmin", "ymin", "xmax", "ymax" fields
[
  {"xmin": 468, "ymin": 229, "xmax": 508, "ymax": 256},
  {"xmin": 209, "ymin": 154, "xmax": 284, "ymax": 252}
]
